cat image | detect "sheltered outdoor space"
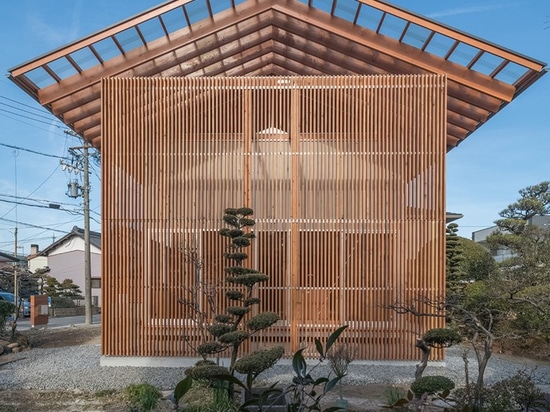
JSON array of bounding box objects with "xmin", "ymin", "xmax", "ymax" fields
[{"xmin": 8, "ymin": 0, "xmax": 546, "ymax": 362}]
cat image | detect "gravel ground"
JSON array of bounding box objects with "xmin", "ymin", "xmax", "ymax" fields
[{"xmin": 1, "ymin": 339, "xmax": 549, "ymax": 393}]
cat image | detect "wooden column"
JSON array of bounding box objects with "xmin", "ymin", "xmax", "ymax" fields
[{"xmin": 290, "ymin": 86, "xmax": 301, "ymax": 352}]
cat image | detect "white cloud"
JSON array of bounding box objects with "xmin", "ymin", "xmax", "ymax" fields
[
  {"xmin": 27, "ymin": 0, "xmax": 84, "ymax": 48},
  {"xmin": 427, "ymin": 3, "xmax": 511, "ymax": 19}
]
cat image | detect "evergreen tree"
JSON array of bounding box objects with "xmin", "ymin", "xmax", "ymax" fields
[
  {"xmin": 59, "ymin": 279, "xmax": 83, "ymax": 299},
  {"xmin": 44, "ymin": 277, "xmax": 61, "ymax": 297},
  {"xmin": 446, "ymin": 223, "xmax": 464, "ymax": 295}
]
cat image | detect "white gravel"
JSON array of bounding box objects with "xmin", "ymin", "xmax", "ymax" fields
[{"xmin": 1, "ymin": 338, "xmax": 549, "ymax": 392}]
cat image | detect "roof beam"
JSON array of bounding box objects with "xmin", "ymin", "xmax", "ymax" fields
[
  {"xmin": 270, "ymin": 12, "xmax": 503, "ymax": 113},
  {"xmin": 36, "ymin": 3, "xmax": 276, "ymax": 106},
  {"xmin": 358, "ymin": 0, "xmax": 546, "ymax": 72},
  {"xmin": 9, "ymin": 0, "xmax": 198, "ymax": 76},
  {"xmin": 273, "ymin": 2, "xmax": 516, "ymax": 103}
]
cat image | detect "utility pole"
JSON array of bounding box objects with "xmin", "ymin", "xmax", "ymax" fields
[
  {"xmin": 83, "ymin": 140, "xmax": 92, "ymax": 325},
  {"xmin": 62, "ymin": 130, "xmax": 93, "ymax": 325},
  {"xmin": 13, "ymin": 227, "xmax": 18, "ymax": 319},
  {"xmin": 13, "ymin": 149, "xmax": 19, "ymax": 319}
]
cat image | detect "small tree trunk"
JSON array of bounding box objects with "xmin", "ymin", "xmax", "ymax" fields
[
  {"xmin": 414, "ymin": 339, "xmax": 431, "ymax": 380},
  {"xmin": 471, "ymin": 333, "xmax": 493, "ymax": 412}
]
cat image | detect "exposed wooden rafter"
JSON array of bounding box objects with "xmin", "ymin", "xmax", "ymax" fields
[{"xmin": 7, "ymin": 0, "xmax": 546, "ymax": 151}]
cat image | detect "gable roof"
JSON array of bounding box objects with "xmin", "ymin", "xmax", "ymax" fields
[
  {"xmin": 8, "ymin": 0, "xmax": 546, "ymax": 152},
  {"xmin": 31, "ymin": 226, "xmax": 101, "ymax": 258}
]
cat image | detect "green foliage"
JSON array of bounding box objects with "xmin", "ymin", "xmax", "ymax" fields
[
  {"xmin": 197, "ymin": 341, "xmax": 224, "ymax": 355},
  {"xmin": 422, "ymin": 328, "xmax": 462, "ymax": 348},
  {"xmin": 44, "ymin": 276, "xmax": 61, "ymax": 297},
  {"xmin": 226, "ymin": 273, "xmax": 269, "ymax": 287},
  {"xmin": 410, "ymin": 376, "xmax": 455, "ymax": 396},
  {"xmin": 458, "ymin": 236, "xmax": 496, "ymax": 282},
  {"xmin": 219, "ymin": 330, "xmax": 249, "ymax": 345},
  {"xmin": 185, "ymin": 364, "xmax": 229, "ymax": 381},
  {"xmin": 50, "ymin": 296, "xmax": 77, "ymax": 308},
  {"xmin": 58, "ymin": 278, "xmax": 83, "ymax": 299},
  {"xmin": 0, "ymin": 268, "xmax": 39, "ymax": 298},
  {"xmin": 446, "ymin": 223, "xmax": 464, "ymax": 289},
  {"xmin": 246, "ymin": 312, "xmax": 279, "ymax": 331},
  {"xmin": 42, "ymin": 276, "xmax": 83, "ymax": 300},
  {"xmin": 496, "ymin": 181, "xmax": 550, "ymax": 225},
  {"xmin": 214, "ymin": 314, "xmax": 232, "ymax": 323},
  {"xmin": 483, "ymin": 370, "xmax": 549, "ymax": 412},
  {"xmin": 512, "ymin": 284, "xmax": 550, "ymax": 336},
  {"xmin": 226, "ymin": 290, "xmax": 244, "ymax": 301},
  {"xmin": 0, "ymin": 300, "xmax": 15, "ymax": 331},
  {"xmin": 124, "ymin": 383, "xmax": 161, "ymax": 411},
  {"xmin": 243, "ymin": 297, "xmax": 260, "ymax": 306},
  {"xmin": 208, "ymin": 323, "xmax": 233, "ymax": 338},
  {"xmin": 286, "ymin": 325, "xmax": 348, "ymax": 411},
  {"xmin": 226, "ymin": 306, "xmax": 250, "ymax": 317},
  {"xmin": 234, "ymin": 346, "xmax": 285, "ymax": 376},
  {"xmin": 183, "ymin": 384, "xmax": 238, "ymax": 412},
  {"xmin": 462, "ymin": 281, "xmax": 498, "ymax": 312},
  {"xmin": 179, "ymin": 207, "xmax": 284, "ymax": 406}
]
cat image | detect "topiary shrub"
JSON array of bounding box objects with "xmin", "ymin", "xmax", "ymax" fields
[
  {"xmin": 410, "ymin": 375, "xmax": 455, "ymax": 396},
  {"xmin": 176, "ymin": 207, "xmax": 284, "ymax": 405},
  {"xmin": 422, "ymin": 328, "xmax": 462, "ymax": 348}
]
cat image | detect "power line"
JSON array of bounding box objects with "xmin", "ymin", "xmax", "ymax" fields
[
  {"xmin": 0, "ymin": 101, "xmax": 61, "ymax": 123},
  {"xmin": 0, "ymin": 107, "xmax": 65, "ymax": 127},
  {"xmin": 0, "ymin": 142, "xmax": 69, "ymax": 160},
  {"xmin": 0, "ymin": 193, "xmax": 77, "ymax": 207},
  {"xmin": 0, "ymin": 198, "xmax": 73, "ymax": 211},
  {"xmin": 0, "ymin": 95, "xmax": 53, "ymax": 115},
  {"xmin": 0, "ymin": 217, "xmax": 67, "ymax": 234}
]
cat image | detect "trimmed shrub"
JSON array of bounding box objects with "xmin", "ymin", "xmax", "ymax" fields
[
  {"xmin": 422, "ymin": 328, "xmax": 462, "ymax": 348},
  {"xmin": 410, "ymin": 375, "xmax": 455, "ymax": 396}
]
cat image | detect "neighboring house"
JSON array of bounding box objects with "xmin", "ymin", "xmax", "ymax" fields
[
  {"xmin": 8, "ymin": 1, "xmax": 545, "ymax": 365},
  {"xmin": 27, "ymin": 226, "xmax": 102, "ymax": 306},
  {"xmin": 473, "ymin": 215, "xmax": 550, "ymax": 262}
]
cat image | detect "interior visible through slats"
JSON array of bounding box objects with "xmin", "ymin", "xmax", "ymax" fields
[{"xmin": 101, "ymin": 74, "xmax": 446, "ymax": 360}]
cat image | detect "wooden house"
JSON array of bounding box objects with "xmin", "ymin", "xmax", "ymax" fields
[{"xmin": 8, "ymin": 0, "xmax": 546, "ymax": 363}]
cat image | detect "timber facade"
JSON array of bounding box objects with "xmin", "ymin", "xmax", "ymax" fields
[{"xmin": 102, "ymin": 75, "xmax": 446, "ymax": 358}]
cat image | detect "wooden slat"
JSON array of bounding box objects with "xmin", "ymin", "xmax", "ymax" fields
[{"xmin": 101, "ymin": 74, "xmax": 446, "ymax": 360}]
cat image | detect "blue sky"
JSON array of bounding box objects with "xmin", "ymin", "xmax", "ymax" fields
[{"xmin": 0, "ymin": 0, "xmax": 548, "ymax": 256}]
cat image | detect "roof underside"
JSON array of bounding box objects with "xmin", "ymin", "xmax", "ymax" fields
[{"xmin": 8, "ymin": 0, "xmax": 546, "ymax": 151}]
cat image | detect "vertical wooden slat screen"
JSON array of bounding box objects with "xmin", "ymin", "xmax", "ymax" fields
[{"xmin": 101, "ymin": 74, "xmax": 446, "ymax": 360}]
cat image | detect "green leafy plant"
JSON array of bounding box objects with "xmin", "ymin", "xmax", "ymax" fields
[
  {"xmin": 124, "ymin": 383, "xmax": 161, "ymax": 411},
  {"xmin": 285, "ymin": 325, "xmax": 349, "ymax": 412}
]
